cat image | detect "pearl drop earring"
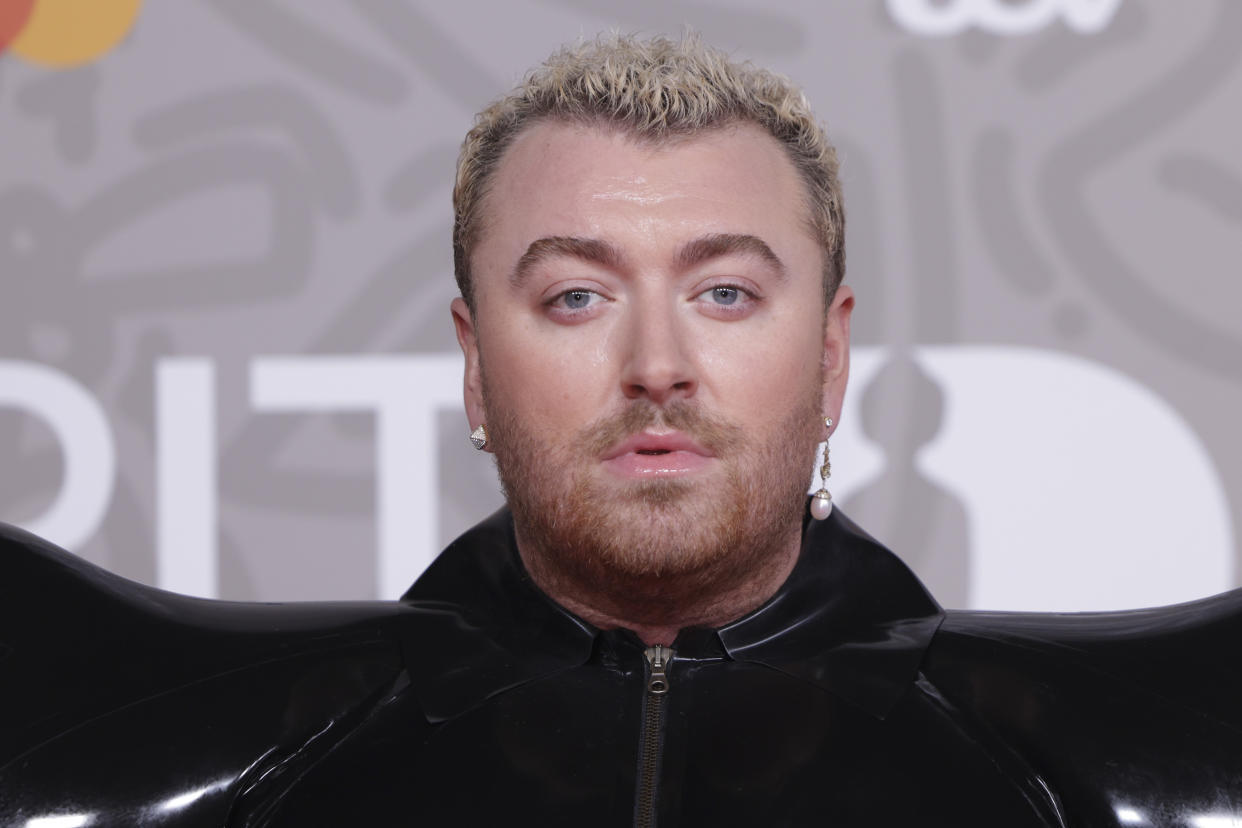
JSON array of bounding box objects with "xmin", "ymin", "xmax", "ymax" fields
[{"xmin": 810, "ymin": 417, "xmax": 833, "ymax": 520}]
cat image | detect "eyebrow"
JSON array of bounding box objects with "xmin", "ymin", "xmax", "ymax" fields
[
  {"xmin": 675, "ymin": 233, "xmax": 787, "ymax": 280},
  {"xmin": 510, "ymin": 237, "xmax": 622, "ymax": 288},
  {"xmin": 508, "ymin": 232, "xmax": 787, "ymax": 288}
]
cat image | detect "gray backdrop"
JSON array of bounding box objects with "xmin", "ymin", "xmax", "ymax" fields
[{"xmin": 2, "ymin": 0, "xmax": 1239, "ymax": 611}]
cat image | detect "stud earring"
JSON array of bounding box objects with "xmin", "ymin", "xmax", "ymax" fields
[
  {"xmin": 469, "ymin": 424, "xmax": 488, "ymax": 451},
  {"xmin": 811, "ymin": 417, "xmax": 833, "ymax": 520}
]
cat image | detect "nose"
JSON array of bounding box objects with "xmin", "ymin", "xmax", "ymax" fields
[{"xmin": 619, "ymin": 300, "xmax": 698, "ymax": 404}]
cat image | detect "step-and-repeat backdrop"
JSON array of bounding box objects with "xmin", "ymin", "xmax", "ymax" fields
[{"xmin": 3, "ymin": 0, "xmax": 1239, "ymax": 610}]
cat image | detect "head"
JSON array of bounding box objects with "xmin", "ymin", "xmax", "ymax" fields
[
  {"xmin": 450, "ymin": 34, "xmax": 853, "ymax": 632},
  {"xmin": 453, "ymin": 33, "xmax": 846, "ymax": 315}
]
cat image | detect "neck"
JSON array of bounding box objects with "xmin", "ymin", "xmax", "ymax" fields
[{"xmin": 516, "ymin": 525, "xmax": 803, "ymax": 646}]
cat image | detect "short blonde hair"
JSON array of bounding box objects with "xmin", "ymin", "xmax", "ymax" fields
[{"xmin": 453, "ymin": 33, "xmax": 844, "ymax": 311}]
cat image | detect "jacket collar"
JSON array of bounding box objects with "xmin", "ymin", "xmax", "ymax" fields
[
  {"xmin": 399, "ymin": 504, "xmax": 943, "ymax": 723},
  {"xmin": 716, "ymin": 508, "xmax": 944, "ymax": 718}
]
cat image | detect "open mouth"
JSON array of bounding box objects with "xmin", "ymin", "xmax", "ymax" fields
[{"xmin": 636, "ymin": 449, "xmax": 671, "ymax": 455}]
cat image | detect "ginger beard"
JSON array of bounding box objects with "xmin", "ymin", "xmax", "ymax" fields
[{"xmin": 483, "ymin": 366, "xmax": 825, "ymax": 629}]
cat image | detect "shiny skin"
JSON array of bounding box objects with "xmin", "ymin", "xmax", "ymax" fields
[
  {"xmin": 450, "ymin": 121, "xmax": 854, "ymax": 643},
  {"xmin": 3, "ymin": 509, "xmax": 1241, "ymax": 826},
  {"xmin": 454, "ymin": 121, "xmax": 850, "ymax": 439}
]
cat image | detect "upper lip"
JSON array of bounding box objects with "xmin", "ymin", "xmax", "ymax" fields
[{"xmin": 601, "ymin": 430, "xmax": 714, "ymax": 460}]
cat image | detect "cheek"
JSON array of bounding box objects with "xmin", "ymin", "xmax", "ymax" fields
[
  {"xmin": 480, "ymin": 326, "xmax": 614, "ymax": 431},
  {"xmin": 695, "ymin": 316, "xmax": 824, "ymax": 409}
]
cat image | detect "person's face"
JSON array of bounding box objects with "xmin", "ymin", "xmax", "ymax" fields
[{"xmin": 452, "ymin": 120, "xmax": 852, "ymax": 599}]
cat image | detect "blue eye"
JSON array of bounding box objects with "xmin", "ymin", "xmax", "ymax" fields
[
  {"xmin": 562, "ymin": 290, "xmax": 594, "ymax": 309},
  {"xmin": 694, "ymin": 284, "xmax": 756, "ymax": 316},
  {"xmin": 548, "ymin": 289, "xmax": 602, "ymax": 313}
]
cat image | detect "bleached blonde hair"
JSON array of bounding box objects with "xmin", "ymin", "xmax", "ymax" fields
[{"xmin": 453, "ymin": 33, "xmax": 845, "ymax": 312}]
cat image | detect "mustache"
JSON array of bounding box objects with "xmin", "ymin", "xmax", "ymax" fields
[{"xmin": 582, "ymin": 400, "xmax": 743, "ymax": 457}]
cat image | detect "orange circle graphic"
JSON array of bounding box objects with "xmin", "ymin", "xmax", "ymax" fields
[
  {"xmin": 9, "ymin": 0, "xmax": 143, "ymax": 68},
  {"xmin": 0, "ymin": 0, "xmax": 36, "ymax": 53}
]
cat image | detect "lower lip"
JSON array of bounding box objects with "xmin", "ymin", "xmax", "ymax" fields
[{"xmin": 602, "ymin": 450, "xmax": 714, "ymax": 479}]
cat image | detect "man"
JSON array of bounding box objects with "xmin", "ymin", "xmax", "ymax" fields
[
  {"xmin": 2, "ymin": 33, "xmax": 1241, "ymax": 827},
  {"xmin": 449, "ymin": 33, "xmax": 850, "ymax": 649}
]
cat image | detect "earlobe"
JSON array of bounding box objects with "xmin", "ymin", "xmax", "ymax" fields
[{"xmin": 451, "ymin": 297, "xmax": 488, "ymax": 440}]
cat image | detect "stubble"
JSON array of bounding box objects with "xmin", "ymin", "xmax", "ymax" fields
[{"xmin": 484, "ymin": 376, "xmax": 823, "ymax": 629}]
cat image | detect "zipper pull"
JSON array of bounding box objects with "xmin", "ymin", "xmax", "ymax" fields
[{"xmin": 644, "ymin": 644, "xmax": 674, "ymax": 695}]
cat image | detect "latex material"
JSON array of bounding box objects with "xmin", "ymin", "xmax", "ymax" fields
[{"xmin": 2, "ymin": 508, "xmax": 1242, "ymax": 826}]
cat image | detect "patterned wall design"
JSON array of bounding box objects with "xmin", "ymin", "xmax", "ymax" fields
[{"xmin": 2, "ymin": 0, "xmax": 1239, "ymax": 610}]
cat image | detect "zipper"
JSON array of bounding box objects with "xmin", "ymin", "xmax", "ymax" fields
[{"xmin": 634, "ymin": 644, "xmax": 674, "ymax": 828}]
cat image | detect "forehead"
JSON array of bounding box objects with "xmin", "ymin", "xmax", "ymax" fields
[{"xmin": 474, "ymin": 120, "xmax": 815, "ymax": 269}]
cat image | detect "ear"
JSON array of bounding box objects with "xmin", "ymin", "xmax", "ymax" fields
[
  {"xmin": 451, "ymin": 297, "xmax": 490, "ymax": 450},
  {"xmin": 821, "ymin": 284, "xmax": 854, "ymax": 437}
]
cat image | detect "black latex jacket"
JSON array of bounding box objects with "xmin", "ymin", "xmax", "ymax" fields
[{"xmin": 2, "ymin": 507, "xmax": 1241, "ymax": 826}]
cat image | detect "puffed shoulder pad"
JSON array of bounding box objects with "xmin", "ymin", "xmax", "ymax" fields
[
  {"xmin": 0, "ymin": 523, "xmax": 414, "ymax": 818},
  {"xmin": 930, "ymin": 590, "xmax": 1242, "ymax": 728},
  {"xmin": 919, "ymin": 592, "xmax": 1242, "ymax": 819}
]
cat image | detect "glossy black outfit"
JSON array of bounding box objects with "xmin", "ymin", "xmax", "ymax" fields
[{"xmin": 3, "ymin": 507, "xmax": 1241, "ymax": 826}]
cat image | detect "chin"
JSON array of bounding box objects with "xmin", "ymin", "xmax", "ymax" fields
[{"xmin": 625, "ymin": 478, "xmax": 698, "ymax": 508}]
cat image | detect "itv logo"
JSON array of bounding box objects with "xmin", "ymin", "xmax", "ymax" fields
[{"xmin": 887, "ymin": 0, "xmax": 1125, "ymax": 36}]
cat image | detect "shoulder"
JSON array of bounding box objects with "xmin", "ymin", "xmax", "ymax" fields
[
  {"xmin": 0, "ymin": 522, "xmax": 418, "ymax": 772},
  {"xmin": 0, "ymin": 520, "xmax": 417, "ymax": 665},
  {"xmin": 918, "ymin": 592, "xmax": 1242, "ymax": 816},
  {"xmin": 927, "ymin": 589, "xmax": 1242, "ymax": 725}
]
